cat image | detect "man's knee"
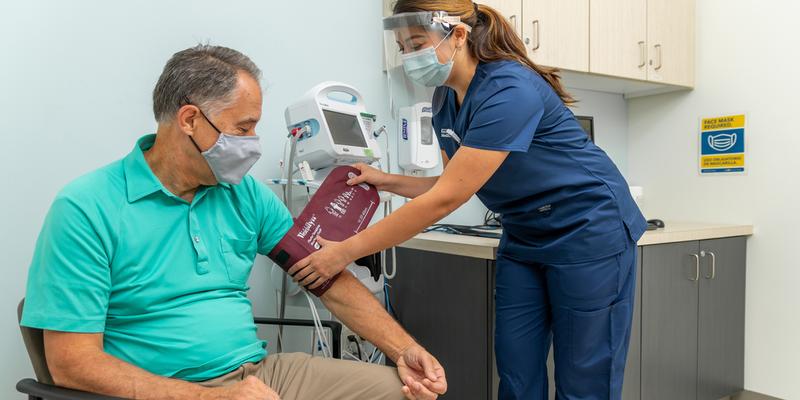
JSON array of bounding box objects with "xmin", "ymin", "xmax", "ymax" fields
[
  {"xmin": 263, "ymin": 353, "xmax": 404, "ymax": 399},
  {"xmin": 355, "ymin": 363, "xmax": 405, "ymax": 399}
]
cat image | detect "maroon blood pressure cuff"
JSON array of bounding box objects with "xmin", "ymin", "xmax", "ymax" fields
[{"xmin": 268, "ymin": 166, "xmax": 380, "ymax": 296}]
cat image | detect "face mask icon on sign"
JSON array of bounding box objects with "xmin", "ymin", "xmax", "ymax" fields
[{"xmin": 708, "ymin": 133, "xmax": 738, "ymax": 152}]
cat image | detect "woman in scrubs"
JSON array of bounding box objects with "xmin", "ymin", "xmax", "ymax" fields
[{"xmin": 289, "ymin": 1, "xmax": 647, "ymax": 399}]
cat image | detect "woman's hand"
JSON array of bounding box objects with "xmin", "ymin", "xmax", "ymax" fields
[
  {"xmin": 287, "ymin": 237, "xmax": 354, "ymax": 289},
  {"xmin": 347, "ymin": 163, "xmax": 393, "ymax": 191}
]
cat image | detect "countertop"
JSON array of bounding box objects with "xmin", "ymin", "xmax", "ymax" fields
[{"xmin": 397, "ymin": 221, "xmax": 754, "ymax": 260}]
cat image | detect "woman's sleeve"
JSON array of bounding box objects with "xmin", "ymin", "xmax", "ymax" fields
[{"xmin": 462, "ymin": 81, "xmax": 545, "ymax": 153}]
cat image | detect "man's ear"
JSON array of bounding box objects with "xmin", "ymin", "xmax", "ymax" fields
[{"xmin": 176, "ymin": 104, "xmax": 200, "ymax": 136}]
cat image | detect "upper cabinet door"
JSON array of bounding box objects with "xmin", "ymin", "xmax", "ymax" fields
[
  {"xmin": 647, "ymin": 0, "xmax": 695, "ymax": 87},
  {"xmin": 522, "ymin": 0, "xmax": 590, "ymax": 72},
  {"xmin": 590, "ymin": 0, "xmax": 647, "ymax": 80},
  {"xmin": 476, "ymin": 0, "xmax": 523, "ymax": 37}
]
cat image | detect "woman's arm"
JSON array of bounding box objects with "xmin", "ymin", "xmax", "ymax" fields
[
  {"xmin": 347, "ymin": 147, "xmax": 500, "ymax": 259},
  {"xmin": 289, "ymin": 146, "xmax": 507, "ymax": 285},
  {"xmin": 348, "ymin": 150, "xmax": 452, "ymax": 199},
  {"xmin": 382, "ymin": 175, "xmax": 439, "ymax": 199}
]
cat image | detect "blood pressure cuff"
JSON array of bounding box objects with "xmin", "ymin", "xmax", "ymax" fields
[{"xmin": 268, "ymin": 166, "xmax": 380, "ymax": 296}]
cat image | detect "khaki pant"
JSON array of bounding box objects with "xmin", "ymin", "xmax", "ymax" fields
[{"xmin": 198, "ymin": 353, "xmax": 404, "ymax": 400}]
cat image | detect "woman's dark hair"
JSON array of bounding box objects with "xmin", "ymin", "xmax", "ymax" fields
[{"xmin": 393, "ymin": 0, "xmax": 576, "ymax": 105}]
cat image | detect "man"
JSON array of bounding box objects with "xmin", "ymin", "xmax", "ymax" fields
[{"xmin": 21, "ymin": 45, "xmax": 447, "ymax": 400}]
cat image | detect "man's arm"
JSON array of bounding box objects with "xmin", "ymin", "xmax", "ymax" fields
[
  {"xmin": 44, "ymin": 331, "xmax": 278, "ymax": 400},
  {"xmin": 320, "ymin": 273, "xmax": 447, "ymax": 399}
]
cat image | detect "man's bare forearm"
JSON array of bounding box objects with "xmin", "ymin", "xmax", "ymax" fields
[
  {"xmin": 321, "ymin": 273, "xmax": 416, "ymax": 362},
  {"xmin": 45, "ymin": 332, "xmax": 217, "ymax": 400}
]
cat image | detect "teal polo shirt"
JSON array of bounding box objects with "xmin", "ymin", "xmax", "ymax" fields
[{"xmin": 21, "ymin": 134, "xmax": 293, "ymax": 381}]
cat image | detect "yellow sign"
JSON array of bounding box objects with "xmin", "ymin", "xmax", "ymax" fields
[
  {"xmin": 700, "ymin": 113, "xmax": 746, "ymax": 174},
  {"xmin": 701, "ymin": 115, "xmax": 745, "ymax": 131},
  {"xmin": 701, "ymin": 154, "xmax": 745, "ymax": 169}
]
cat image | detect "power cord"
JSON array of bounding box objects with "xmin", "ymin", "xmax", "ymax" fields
[{"xmin": 424, "ymin": 223, "xmax": 502, "ymax": 239}]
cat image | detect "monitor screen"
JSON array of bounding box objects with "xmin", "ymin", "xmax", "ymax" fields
[
  {"xmin": 323, "ymin": 109, "xmax": 368, "ymax": 148},
  {"xmin": 576, "ymin": 116, "xmax": 594, "ymax": 142}
]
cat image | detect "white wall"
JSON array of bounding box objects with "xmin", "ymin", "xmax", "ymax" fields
[
  {"xmin": 627, "ymin": 1, "xmax": 800, "ymax": 398},
  {"xmin": 0, "ymin": 1, "xmax": 633, "ymax": 398},
  {"xmin": 570, "ymin": 88, "xmax": 630, "ymax": 174},
  {"xmin": 0, "ymin": 1, "xmax": 391, "ymax": 398}
]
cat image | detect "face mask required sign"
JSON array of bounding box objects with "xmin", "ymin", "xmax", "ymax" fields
[{"xmin": 699, "ymin": 114, "xmax": 746, "ymax": 175}]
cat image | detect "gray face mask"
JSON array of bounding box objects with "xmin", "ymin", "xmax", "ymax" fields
[{"xmin": 191, "ymin": 107, "xmax": 262, "ymax": 185}]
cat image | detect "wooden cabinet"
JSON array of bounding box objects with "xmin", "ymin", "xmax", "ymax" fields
[
  {"xmin": 590, "ymin": 0, "xmax": 648, "ymax": 80},
  {"xmin": 389, "ymin": 248, "xmax": 495, "ymax": 400},
  {"xmin": 390, "ymin": 236, "xmax": 746, "ymax": 400},
  {"xmin": 476, "ymin": 0, "xmax": 522, "ymax": 35},
  {"xmin": 697, "ymin": 238, "xmax": 746, "ymax": 400},
  {"xmin": 477, "ymin": 0, "xmax": 589, "ymax": 71},
  {"xmin": 522, "ymin": 0, "xmax": 590, "ymax": 72},
  {"xmin": 641, "ymin": 241, "xmax": 701, "ymax": 400},
  {"xmin": 472, "ymin": 0, "xmax": 695, "ymax": 95},
  {"xmin": 641, "ymin": 238, "xmax": 746, "ymax": 400},
  {"xmin": 647, "ymin": 0, "xmax": 696, "ymax": 87},
  {"xmin": 590, "ymin": 0, "xmax": 695, "ymax": 87},
  {"xmin": 622, "ymin": 249, "xmax": 643, "ymax": 400}
]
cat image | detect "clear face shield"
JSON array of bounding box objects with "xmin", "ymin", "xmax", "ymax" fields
[{"xmin": 383, "ymin": 11, "xmax": 471, "ymax": 117}]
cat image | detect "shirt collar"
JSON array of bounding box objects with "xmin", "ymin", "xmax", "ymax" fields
[
  {"xmin": 123, "ymin": 135, "xmax": 164, "ymax": 202},
  {"xmin": 123, "ymin": 135, "xmax": 232, "ymax": 203}
]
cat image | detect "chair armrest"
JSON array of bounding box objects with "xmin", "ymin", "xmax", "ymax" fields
[
  {"xmin": 254, "ymin": 317, "xmax": 343, "ymax": 359},
  {"xmin": 16, "ymin": 378, "xmax": 129, "ymax": 400}
]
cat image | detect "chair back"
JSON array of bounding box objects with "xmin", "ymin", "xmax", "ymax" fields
[{"xmin": 17, "ymin": 298, "xmax": 54, "ymax": 385}]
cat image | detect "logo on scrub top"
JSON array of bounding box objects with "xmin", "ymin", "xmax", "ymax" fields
[
  {"xmin": 707, "ymin": 132, "xmax": 738, "ymax": 152},
  {"xmin": 401, "ymin": 119, "xmax": 408, "ymax": 141},
  {"xmin": 440, "ymin": 128, "xmax": 461, "ymax": 144}
]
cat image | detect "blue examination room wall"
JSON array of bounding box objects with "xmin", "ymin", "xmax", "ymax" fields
[{"xmin": 0, "ymin": 1, "xmax": 630, "ymax": 398}]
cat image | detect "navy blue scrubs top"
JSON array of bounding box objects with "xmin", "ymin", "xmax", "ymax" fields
[{"xmin": 434, "ymin": 61, "xmax": 647, "ymax": 264}]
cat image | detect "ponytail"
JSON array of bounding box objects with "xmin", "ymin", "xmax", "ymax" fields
[{"xmin": 393, "ymin": 0, "xmax": 576, "ymax": 105}]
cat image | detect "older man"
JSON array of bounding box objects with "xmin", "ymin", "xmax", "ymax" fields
[{"xmin": 21, "ymin": 45, "xmax": 446, "ymax": 400}]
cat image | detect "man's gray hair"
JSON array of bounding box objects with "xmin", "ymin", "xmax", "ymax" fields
[{"xmin": 152, "ymin": 44, "xmax": 261, "ymax": 123}]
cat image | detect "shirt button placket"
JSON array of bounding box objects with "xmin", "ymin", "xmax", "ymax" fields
[{"xmin": 189, "ymin": 207, "xmax": 209, "ymax": 275}]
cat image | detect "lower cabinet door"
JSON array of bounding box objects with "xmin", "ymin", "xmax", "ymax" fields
[
  {"xmin": 390, "ymin": 248, "xmax": 493, "ymax": 400},
  {"xmin": 697, "ymin": 237, "xmax": 746, "ymax": 400},
  {"xmin": 641, "ymin": 241, "xmax": 700, "ymax": 400}
]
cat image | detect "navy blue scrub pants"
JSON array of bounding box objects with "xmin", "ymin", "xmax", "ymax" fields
[{"xmin": 494, "ymin": 243, "xmax": 637, "ymax": 400}]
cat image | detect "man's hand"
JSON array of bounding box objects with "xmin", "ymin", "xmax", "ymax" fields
[
  {"xmin": 203, "ymin": 376, "xmax": 280, "ymax": 400},
  {"xmin": 321, "ymin": 274, "xmax": 448, "ymax": 399},
  {"xmin": 396, "ymin": 344, "xmax": 448, "ymax": 400}
]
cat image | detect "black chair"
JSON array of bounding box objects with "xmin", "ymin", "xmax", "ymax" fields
[{"xmin": 16, "ymin": 299, "xmax": 342, "ymax": 400}]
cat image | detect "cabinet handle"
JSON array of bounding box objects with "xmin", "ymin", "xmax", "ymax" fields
[
  {"xmin": 509, "ymin": 15, "xmax": 518, "ymax": 34},
  {"xmin": 638, "ymin": 41, "xmax": 646, "ymax": 68},
  {"xmin": 532, "ymin": 20, "xmax": 541, "ymax": 51},
  {"xmin": 654, "ymin": 44, "xmax": 663, "ymax": 70},
  {"xmin": 690, "ymin": 253, "xmax": 700, "ymax": 281},
  {"xmin": 700, "ymin": 250, "xmax": 717, "ymax": 279}
]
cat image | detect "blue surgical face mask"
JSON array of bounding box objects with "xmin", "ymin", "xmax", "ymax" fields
[
  {"xmin": 190, "ymin": 107, "xmax": 262, "ymax": 185},
  {"xmin": 401, "ymin": 31, "xmax": 457, "ymax": 87}
]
